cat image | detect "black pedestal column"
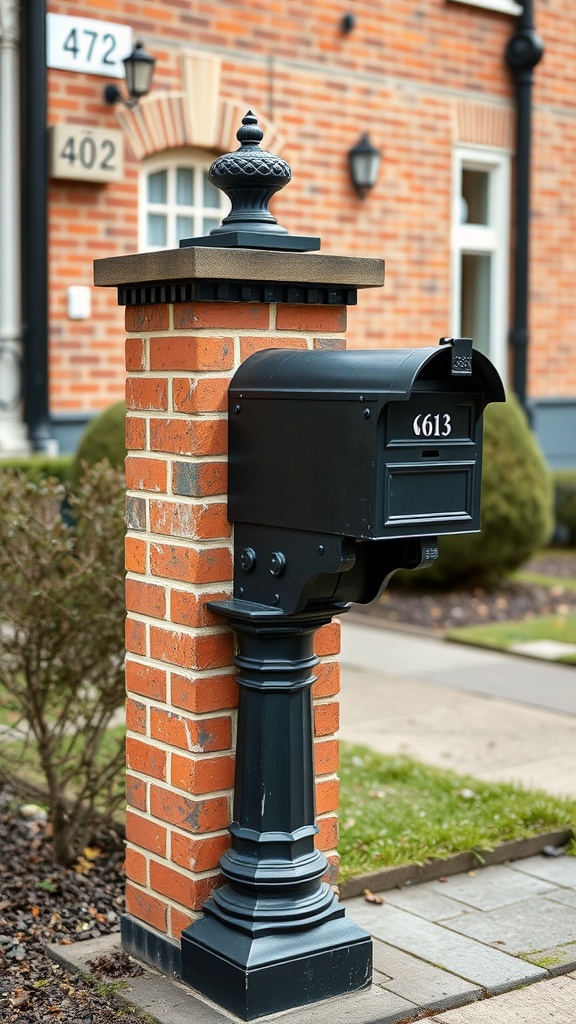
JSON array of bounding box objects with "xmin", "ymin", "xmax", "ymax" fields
[{"xmin": 181, "ymin": 602, "xmax": 371, "ymax": 1020}]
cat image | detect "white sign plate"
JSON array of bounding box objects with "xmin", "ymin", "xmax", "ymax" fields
[
  {"xmin": 49, "ymin": 125, "xmax": 124, "ymax": 184},
  {"xmin": 47, "ymin": 14, "xmax": 132, "ymax": 79}
]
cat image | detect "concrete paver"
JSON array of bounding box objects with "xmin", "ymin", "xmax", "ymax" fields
[
  {"xmin": 48, "ymin": 621, "xmax": 576, "ymax": 1024},
  {"xmin": 430, "ymin": 972, "xmax": 576, "ymax": 1022}
]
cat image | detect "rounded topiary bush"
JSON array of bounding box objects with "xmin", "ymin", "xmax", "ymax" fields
[
  {"xmin": 70, "ymin": 400, "xmax": 126, "ymax": 485},
  {"xmin": 412, "ymin": 391, "xmax": 553, "ymax": 587}
]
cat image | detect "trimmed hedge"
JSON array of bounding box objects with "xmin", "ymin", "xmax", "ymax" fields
[
  {"xmin": 552, "ymin": 470, "xmax": 576, "ymax": 546},
  {"xmin": 69, "ymin": 401, "xmax": 126, "ymax": 485},
  {"xmin": 0, "ymin": 455, "xmax": 72, "ymax": 483},
  {"xmin": 406, "ymin": 391, "xmax": 554, "ymax": 587}
]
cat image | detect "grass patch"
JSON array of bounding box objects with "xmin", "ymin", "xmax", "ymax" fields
[
  {"xmin": 337, "ymin": 743, "xmax": 576, "ymax": 882},
  {"xmin": 514, "ymin": 570, "xmax": 576, "ymax": 593},
  {"xmin": 445, "ymin": 612, "xmax": 576, "ymax": 661}
]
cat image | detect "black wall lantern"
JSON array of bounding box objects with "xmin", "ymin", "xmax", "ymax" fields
[
  {"xmin": 348, "ymin": 132, "xmax": 382, "ymax": 199},
  {"xmin": 104, "ymin": 41, "xmax": 156, "ymax": 108}
]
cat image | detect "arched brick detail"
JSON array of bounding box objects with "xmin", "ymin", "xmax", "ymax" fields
[
  {"xmin": 115, "ymin": 50, "xmax": 284, "ymax": 160},
  {"xmin": 453, "ymin": 99, "xmax": 515, "ymax": 151}
]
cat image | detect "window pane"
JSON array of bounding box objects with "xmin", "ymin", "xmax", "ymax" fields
[
  {"xmin": 147, "ymin": 170, "xmax": 167, "ymax": 205},
  {"xmin": 461, "ymin": 253, "xmax": 491, "ymax": 355},
  {"xmin": 177, "ymin": 168, "xmax": 194, "ymax": 206},
  {"xmin": 462, "ymin": 170, "xmax": 489, "ymax": 225},
  {"xmin": 176, "ymin": 215, "xmax": 194, "ymax": 241},
  {"xmin": 147, "ymin": 213, "xmax": 167, "ymax": 247},
  {"xmin": 203, "ymin": 172, "xmax": 221, "ymax": 208},
  {"xmin": 203, "ymin": 216, "xmax": 221, "ymax": 235}
]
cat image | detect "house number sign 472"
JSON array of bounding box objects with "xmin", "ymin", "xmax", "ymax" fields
[{"xmin": 47, "ymin": 14, "xmax": 132, "ymax": 79}]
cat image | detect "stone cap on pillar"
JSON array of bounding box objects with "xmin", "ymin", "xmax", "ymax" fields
[{"xmin": 93, "ymin": 247, "xmax": 385, "ymax": 308}]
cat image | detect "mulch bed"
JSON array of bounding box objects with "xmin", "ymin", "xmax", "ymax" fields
[
  {"xmin": 2, "ymin": 552, "xmax": 575, "ymax": 1022},
  {"xmin": 0, "ymin": 789, "xmax": 143, "ymax": 1024},
  {"xmin": 355, "ymin": 554, "xmax": 576, "ymax": 633}
]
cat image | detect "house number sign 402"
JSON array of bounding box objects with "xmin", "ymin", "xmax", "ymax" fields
[
  {"xmin": 49, "ymin": 125, "xmax": 124, "ymax": 184},
  {"xmin": 47, "ymin": 14, "xmax": 132, "ymax": 79}
]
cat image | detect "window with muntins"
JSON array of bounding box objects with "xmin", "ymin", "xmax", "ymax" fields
[
  {"xmin": 451, "ymin": 147, "xmax": 510, "ymax": 381},
  {"xmin": 140, "ymin": 151, "xmax": 229, "ymax": 250}
]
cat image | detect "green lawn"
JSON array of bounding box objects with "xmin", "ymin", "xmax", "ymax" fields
[
  {"xmin": 445, "ymin": 612, "xmax": 576, "ymax": 663},
  {"xmin": 337, "ymin": 743, "xmax": 576, "ymax": 882}
]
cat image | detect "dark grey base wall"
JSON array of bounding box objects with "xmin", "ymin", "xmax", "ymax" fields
[
  {"xmin": 528, "ymin": 398, "xmax": 576, "ymax": 469},
  {"xmin": 121, "ymin": 914, "xmax": 182, "ymax": 978}
]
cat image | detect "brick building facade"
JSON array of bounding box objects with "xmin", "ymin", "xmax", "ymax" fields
[{"xmin": 2, "ymin": 0, "xmax": 575, "ymax": 460}]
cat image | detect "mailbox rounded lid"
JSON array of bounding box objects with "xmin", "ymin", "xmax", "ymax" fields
[{"xmin": 230, "ymin": 345, "xmax": 505, "ymax": 404}]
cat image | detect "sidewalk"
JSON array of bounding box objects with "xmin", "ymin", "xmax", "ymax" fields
[{"xmin": 50, "ymin": 619, "xmax": 576, "ymax": 1024}]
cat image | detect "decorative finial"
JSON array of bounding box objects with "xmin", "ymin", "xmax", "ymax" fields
[{"xmin": 179, "ymin": 111, "xmax": 320, "ymax": 252}]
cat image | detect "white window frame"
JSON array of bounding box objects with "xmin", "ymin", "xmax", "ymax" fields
[
  {"xmin": 446, "ymin": 0, "xmax": 522, "ymax": 16},
  {"xmin": 451, "ymin": 146, "xmax": 511, "ymax": 382},
  {"xmin": 139, "ymin": 149, "xmax": 229, "ymax": 251}
]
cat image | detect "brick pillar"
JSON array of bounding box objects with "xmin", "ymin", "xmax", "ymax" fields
[{"xmin": 94, "ymin": 247, "xmax": 383, "ymax": 975}]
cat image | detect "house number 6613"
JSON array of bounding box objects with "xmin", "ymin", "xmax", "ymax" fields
[{"xmin": 413, "ymin": 413, "xmax": 452, "ymax": 437}]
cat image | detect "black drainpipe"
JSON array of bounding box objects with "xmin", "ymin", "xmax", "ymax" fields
[
  {"xmin": 505, "ymin": 1, "xmax": 544, "ymax": 409},
  {"xmin": 21, "ymin": 0, "xmax": 55, "ymax": 451}
]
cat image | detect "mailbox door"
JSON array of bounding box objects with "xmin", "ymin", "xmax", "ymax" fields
[{"xmin": 375, "ymin": 385, "xmax": 484, "ymax": 538}]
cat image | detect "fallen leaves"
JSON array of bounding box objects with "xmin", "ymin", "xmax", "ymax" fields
[{"xmin": 363, "ymin": 888, "xmax": 384, "ymax": 905}]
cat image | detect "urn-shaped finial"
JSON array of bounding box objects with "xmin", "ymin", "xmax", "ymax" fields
[{"xmin": 179, "ymin": 111, "xmax": 320, "ymax": 252}]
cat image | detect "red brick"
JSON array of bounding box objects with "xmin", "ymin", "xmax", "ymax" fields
[
  {"xmin": 126, "ymin": 415, "xmax": 146, "ymax": 450},
  {"xmin": 150, "ymin": 709, "xmax": 232, "ymax": 752},
  {"xmin": 125, "ymin": 660, "xmax": 167, "ymax": 702},
  {"xmin": 150, "ymin": 862, "xmax": 218, "ymax": 912},
  {"xmin": 149, "ymin": 626, "xmax": 234, "ymax": 670},
  {"xmin": 173, "ymin": 377, "xmax": 228, "ymax": 414},
  {"xmin": 314, "ymin": 701, "xmax": 340, "ymax": 737},
  {"xmin": 125, "ymin": 848, "xmax": 147, "ymax": 886},
  {"xmin": 149, "ymin": 418, "xmax": 227, "ymax": 457},
  {"xmin": 276, "ymin": 305, "xmax": 347, "ymax": 333},
  {"xmin": 126, "ymin": 377, "xmax": 168, "ymax": 411},
  {"xmin": 126, "ymin": 304, "xmax": 169, "ymax": 333},
  {"xmin": 125, "ymin": 578, "xmax": 166, "ymax": 619},
  {"xmin": 172, "ymin": 461, "xmax": 227, "ymax": 498},
  {"xmin": 126, "ymin": 810, "xmax": 167, "ymax": 857},
  {"xmin": 149, "ymin": 786, "xmax": 230, "ymax": 834},
  {"xmin": 126, "ymin": 337, "xmax": 146, "ymax": 370},
  {"xmin": 170, "ymin": 907, "xmax": 195, "ymax": 939},
  {"xmin": 126, "ymin": 737, "xmax": 167, "ymax": 780},
  {"xmin": 125, "ymin": 536, "xmax": 147, "ymax": 572},
  {"xmin": 126, "ymin": 697, "xmax": 147, "ymax": 735},
  {"xmin": 314, "ymin": 621, "xmax": 341, "ymax": 657},
  {"xmin": 314, "ymin": 738, "xmax": 339, "ymax": 775},
  {"xmin": 170, "ymin": 590, "xmax": 232, "ymax": 629},
  {"xmin": 313, "ymin": 337, "xmax": 347, "ymax": 350},
  {"xmin": 126, "ymin": 773, "xmax": 147, "ymax": 812},
  {"xmin": 125, "ymin": 883, "xmax": 167, "ymax": 932},
  {"xmin": 149, "ymin": 500, "xmax": 230, "ymax": 540},
  {"xmin": 150, "ymin": 335, "xmax": 234, "ymax": 371},
  {"xmin": 174, "ymin": 301, "xmax": 269, "ymax": 331},
  {"xmin": 315, "ymin": 778, "xmax": 340, "ymax": 815},
  {"xmin": 312, "ymin": 661, "xmax": 340, "ymax": 698},
  {"xmin": 240, "ymin": 335, "xmax": 308, "ymax": 359},
  {"xmin": 171, "ymin": 753, "xmax": 235, "ymax": 794},
  {"xmin": 125, "ymin": 617, "xmax": 146, "ymax": 656},
  {"xmin": 125, "ymin": 456, "xmax": 168, "ymax": 493},
  {"xmin": 171, "ymin": 672, "xmax": 238, "ymax": 713},
  {"xmin": 149, "ymin": 543, "xmax": 232, "ymax": 584},
  {"xmin": 315, "ymin": 814, "xmax": 339, "ymax": 852},
  {"xmin": 171, "ymin": 832, "xmax": 231, "ymax": 874}
]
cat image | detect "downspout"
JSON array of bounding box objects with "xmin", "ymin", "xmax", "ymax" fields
[
  {"xmin": 0, "ymin": 0, "xmax": 29, "ymax": 453},
  {"xmin": 21, "ymin": 0, "xmax": 56, "ymax": 451},
  {"xmin": 505, "ymin": 0, "xmax": 544, "ymax": 408}
]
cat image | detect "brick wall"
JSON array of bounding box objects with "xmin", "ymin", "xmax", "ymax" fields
[
  {"xmin": 47, "ymin": 0, "xmax": 576, "ymax": 421},
  {"xmin": 123, "ymin": 297, "xmax": 345, "ymax": 943}
]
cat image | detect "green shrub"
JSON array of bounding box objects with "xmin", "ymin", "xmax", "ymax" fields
[
  {"xmin": 552, "ymin": 470, "xmax": 576, "ymax": 546},
  {"xmin": 0, "ymin": 462, "xmax": 126, "ymax": 865},
  {"xmin": 0, "ymin": 454, "xmax": 72, "ymax": 483},
  {"xmin": 406, "ymin": 392, "xmax": 553, "ymax": 587},
  {"xmin": 69, "ymin": 401, "xmax": 126, "ymax": 485}
]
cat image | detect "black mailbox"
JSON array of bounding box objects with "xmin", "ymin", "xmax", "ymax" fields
[{"xmin": 226, "ymin": 338, "xmax": 505, "ymax": 614}]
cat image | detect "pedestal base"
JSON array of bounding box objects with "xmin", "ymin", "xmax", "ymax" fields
[{"xmin": 181, "ymin": 914, "xmax": 372, "ymax": 1020}]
